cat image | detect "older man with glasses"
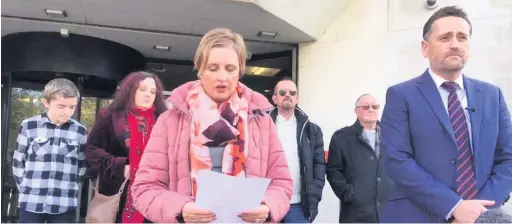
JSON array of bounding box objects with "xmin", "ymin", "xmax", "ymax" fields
[
  {"xmin": 326, "ymin": 94, "xmax": 393, "ymax": 223},
  {"xmin": 269, "ymin": 77, "xmax": 326, "ymax": 223}
]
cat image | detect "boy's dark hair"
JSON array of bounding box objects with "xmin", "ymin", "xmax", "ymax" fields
[
  {"xmin": 423, "ymin": 6, "xmax": 472, "ymax": 40},
  {"xmin": 273, "ymin": 76, "xmax": 295, "ymax": 94}
]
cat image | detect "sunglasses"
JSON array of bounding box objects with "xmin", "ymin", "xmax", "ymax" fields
[
  {"xmin": 278, "ymin": 89, "xmax": 297, "ymax": 96},
  {"xmin": 356, "ymin": 105, "xmax": 380, "ymax": 110}
]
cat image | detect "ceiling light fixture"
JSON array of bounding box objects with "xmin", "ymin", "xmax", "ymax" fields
[
  {"xmin": 60, "ymin": 28, "xmax": 69, "ymax": 37},
  {"xmin": 44, "ymin": 9, "xmax": 67, "ymax": 18},
  {"xmin": 257, "ymin": 31, "xmax": 277, "ymax": 39},
  {"xmin": 253, "ymin": 68, "xmax": 264, "ymax": 75},
  {"xmin": 153, "ymin": 45, "xmax": 170, "ymax": 51},
  {"xmin": 244, "ymin": 66, "xmax": 281, "ymax": 76},
  {"xmin": 147, "ymin": 63, "xmax": 167, "ymax": 73}
]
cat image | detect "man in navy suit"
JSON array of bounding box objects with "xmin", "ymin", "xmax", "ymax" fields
[{"xmin": 380, "ymin": 6, "xmax": 512, "ymax": 223}]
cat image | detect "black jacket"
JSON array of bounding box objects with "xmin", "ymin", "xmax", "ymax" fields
[
  {"xmin": 270, "ymin": 107, "xmax": 326, "ymax": 222},
  {"xmin": 326, "ymin": 120, "xmax": 392, "ymax": 223}
]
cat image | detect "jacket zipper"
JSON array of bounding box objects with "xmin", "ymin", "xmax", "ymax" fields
[
  {"xmin": 299, "ymin": 118, "xmax": 312, "ymax": 220},
  {"xmin": 186, "ymin": 119, "xmax": 193, "ymax": 195},
  {"xmin": 171, "ymin": 102, "xmax": 194, "ymax": 196}
]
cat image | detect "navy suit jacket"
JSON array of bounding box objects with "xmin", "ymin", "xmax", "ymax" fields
[{"xmin": 380, "ymin": 70, "xmax": 512, "ymax": 222}]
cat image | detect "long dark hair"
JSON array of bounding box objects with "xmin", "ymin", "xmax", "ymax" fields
[{"xmin": 109, "ymin": 71, "xmax": 167, "ymax": 115}]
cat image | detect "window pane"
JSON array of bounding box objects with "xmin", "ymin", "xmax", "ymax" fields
[
  {"xmin": 100, "ymin": 99, "xmax": 112, "ymax": 109},
  {"xmin": 2, "ymin": 88, "xmax": 45, "ymax": 222},
  {"xmin": 80, "ymin": 97, "xmax": 98, "ymax": 130}
]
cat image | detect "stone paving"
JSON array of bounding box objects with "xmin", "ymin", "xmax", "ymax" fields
[{"xmin": 504, "ymin": 193, "xmax": 512, "ymax": 213}]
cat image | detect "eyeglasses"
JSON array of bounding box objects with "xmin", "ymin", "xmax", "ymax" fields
[
  {"xmin": 356, "ymin": 105, "xmax": 380, "ymax": 110},
  {"xmin": 278, "ymin": 89, "xmax": 297, "ymax": 96}
]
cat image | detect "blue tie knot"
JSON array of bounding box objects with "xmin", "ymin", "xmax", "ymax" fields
[{"xmin": 441, "ymin": 81, "xmax": 459, "ymax": 93}]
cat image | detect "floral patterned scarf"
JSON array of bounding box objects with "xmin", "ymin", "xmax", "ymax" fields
[{"xmin": 186, "ymin": 82, "xmax": 249, "ymax": 197}]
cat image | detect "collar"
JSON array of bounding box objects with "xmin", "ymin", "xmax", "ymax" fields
[
  {"xmin": 428, "ymin": 68, "xmax": 465, "ymax": 90},
  {"xmin": 41, "ymin": 111, "xmax": 74, "ymax": 125},
  {"xmin": 41, "ymin": 112, "xmax": 52, "ymax": 124},
  {"xmin": 352, "ymin": 119, "xmax": 380, "ymax": 132},
  {"xmin": 132, "ymin": 105, "xmax": 156, "ymax": 117},
  {"xmin": 276, "ymin": 113, "xmax": 296, "ymax": 123}
]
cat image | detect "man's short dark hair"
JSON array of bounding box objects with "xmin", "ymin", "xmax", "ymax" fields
[
  {"xmin": 422, "ymin": 6, "xmax": 472, "ymax": 40},
  {"xmin": 273, "ymin": 76, "xmax": 295, "ymax": 94}
]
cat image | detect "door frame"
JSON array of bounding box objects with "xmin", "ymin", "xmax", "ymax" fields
[{"xmin": 0, "ymin": 73, "xmax": 115, "ymax": 222}]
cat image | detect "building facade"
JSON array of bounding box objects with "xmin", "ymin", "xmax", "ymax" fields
[{"xmin": 1, "ymin": 0, "xmax": 511, "ymax": 222}]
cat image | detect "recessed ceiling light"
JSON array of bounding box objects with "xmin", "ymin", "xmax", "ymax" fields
[
  {"xmin": 153, "ymin": 45, "xmax": 170, "ymax": 51},
  {"xmin": 45, "ymin": 9, "xmax": 67, "ymax": 18},
  {"xmin": 60, "ymin": 28, "xmax": 69, "ymax": 37},
  {"xmin": 257, "ymin": 31, "xmax": 277, "ymax": 39},
  {"xmin": 147, "ymin": 63, "xmax": 167, "ymax": 73},
  {"xmin": 244, "ymin": 66, "xmax": 281, "ymax": 76}
]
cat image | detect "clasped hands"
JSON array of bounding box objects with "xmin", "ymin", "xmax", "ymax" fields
[{"xmin": 182, "ymin": 202, "xmax": 270, "ymax": 223}]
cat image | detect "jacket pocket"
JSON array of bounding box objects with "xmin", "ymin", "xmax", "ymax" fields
[
  {"xmin": 344, "ymin": 183, "xmax": 356, "ymax": 204},
  {"xmin": 386, "ymin": 190, "xmax": 409, "ymax": 201},
  {"xmin": 59, "ymin": 139, "xmax": 79, "ymax": 165}
]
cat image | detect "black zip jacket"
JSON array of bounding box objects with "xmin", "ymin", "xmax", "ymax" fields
[{"xmin": 270, "ymin": 107, "xmax": 326, "ymax": 222}]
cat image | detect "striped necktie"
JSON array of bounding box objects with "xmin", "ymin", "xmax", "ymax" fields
[{"xmin": 441, "ymin": 81, "xmax": 477, "ymax": 199}]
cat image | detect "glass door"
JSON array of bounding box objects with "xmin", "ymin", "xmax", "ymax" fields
[
  {"xmin": 1, "ymin": 87, "xmax": 46, "ymax": 222},
  {"xmin": 77, "ymin": 97, "xmax": 111, "ymax": 223},
  {"xmin": 1, "ymin": 88, "xmax": 114, "ymax": 223},
  {"xmin": 1, "ymin": 72, "xmax": 117, "ymax": 222}
]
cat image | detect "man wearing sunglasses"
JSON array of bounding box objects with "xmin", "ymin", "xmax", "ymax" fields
[
  {"xmin": 326, "ymin": 94, "xmax": 392, "ymax": 223},
  {"xmin": 269, "ymin": 77, "xmax": 326, "ymax": 223}
]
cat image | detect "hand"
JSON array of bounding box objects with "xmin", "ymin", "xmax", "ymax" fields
[
  {"xmin": 453, "ymin": 200, "xmax": 495, "ymax": 223},
  {"xmin": 239, "ymin": 204, "xmax": 270, "ymax": 223},
  {"xmin": 124, "ymin": 165, "xmax": 130, "ymax": 179},
  {"xmin": 182, "ymin": 202, "xmax": 216, "ymax": 223}
]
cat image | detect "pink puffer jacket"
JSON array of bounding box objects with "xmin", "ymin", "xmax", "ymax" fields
[{"xmin": 131, "ymin": 81, "xmax": 293, "ymax": 223}]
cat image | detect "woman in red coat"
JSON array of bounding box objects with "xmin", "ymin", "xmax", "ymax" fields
[{"xmin": 85, "ymin": 71, "xmax": 167, "ymax": 223}]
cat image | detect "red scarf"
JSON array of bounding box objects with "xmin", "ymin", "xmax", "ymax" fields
[{"xmin": 121, "ymin": 106, "xmax": 156, "ymax": 223}]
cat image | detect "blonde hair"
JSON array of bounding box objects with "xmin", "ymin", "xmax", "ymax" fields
[
  {"xmin": 194, "ymin": 28, "xmax": 248, "ymax": 78},
  {"xmin": 43, "ymin": 78, "xmax": 80, "ymax": 102}
]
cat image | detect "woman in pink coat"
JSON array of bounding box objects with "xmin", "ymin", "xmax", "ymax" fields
[{"xmin": 131, "ymin": 28, "xmax": 293, "ymax": 223}]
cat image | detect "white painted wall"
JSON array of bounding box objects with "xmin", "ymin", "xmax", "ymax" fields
[
  {"xmin": 254, "ymin": 0, "xmax": 353, "ymax": 39},
  {"xmin": 296, "ymin": 0, "xmax": 512, "ymax": 222}
]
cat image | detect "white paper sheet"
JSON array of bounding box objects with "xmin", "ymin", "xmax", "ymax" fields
[{"xmin": 195, "ymin": 170, "xmax": 271, "ymax": 223}]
